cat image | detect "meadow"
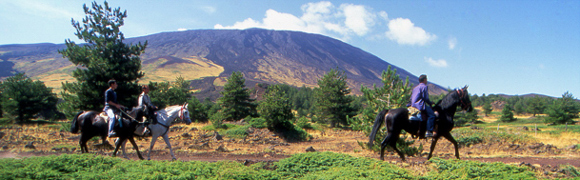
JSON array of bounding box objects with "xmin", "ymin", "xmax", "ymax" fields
[{"xmin": 0, "ymin": 110, "xmax": 579, "ymax": 179}]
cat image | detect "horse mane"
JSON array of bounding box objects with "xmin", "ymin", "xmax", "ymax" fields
[{"xmin": 434, "ymin": 90, "xmax": 459, "ymax": 111}]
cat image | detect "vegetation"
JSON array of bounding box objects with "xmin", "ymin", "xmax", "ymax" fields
[
  {"xmin": 217, "ymin": 71, "xmax": 257, "ymax": 122},
  {"xmin": 58, "ymin": 1, "xmax": 147, "ymax": 118},
  {"xmin": 258, "ymin": 85, "xmax": 293, "ymax": 130},
  {"xmin": 544, "ymin": 91, "xmax": 580, "ymax": 125},
  {"xmin": 314, "ymin": 68, "xmax": 358, "ymax": 127},
  {"xmin": 0, "ymin": 73, "xmax": 58, "ymax": 122},
  {"xmin": 499, "ymin": 105, "xmax": 516, "ymax": 122},
  {"xmin": 147, "ymin": 76, "xmax": 191, "ymax": 109},
  {"xmin": 0, "ymin": 152, "xmax": 553, "ymax": 179}
]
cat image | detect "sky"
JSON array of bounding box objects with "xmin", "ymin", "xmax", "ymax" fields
[{"xmin": 1, "ymin": 0, "xmax": 579, "ymax": 98}]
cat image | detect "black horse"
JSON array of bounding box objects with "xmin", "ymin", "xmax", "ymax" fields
[
  {"xmin": 368, "ymin": 86, "xmax": 473, "ymax": 161},
  {"xmin": 70, "ymin": 107, "xmax": 145, "ymax": 159}
]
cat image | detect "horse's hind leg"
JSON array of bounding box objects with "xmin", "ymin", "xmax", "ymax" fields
[
  {"xmin": 128, "ymin": 137, "xmax": 144, "ymax": 160},
  {"xmin": 162, "ymin": 134, "xmax": 176, "ymax": 160},
  {"xmin": 147, "ymin": 133, "xmax": 160, "ymax": 160},
  {"xmin": 80, "ymin": 134, "xmax": 91, "ymax": 153},
  {"xmin": 380, "ymin": 133, "xmax": 405, "ymax": 161},
  {"xmin": 427, "ymin": 134, "xmax": 442, "ymax": 160},
  {"xmin": 442, "ymin": 133, "xmax": 460, "ymax": 159}
]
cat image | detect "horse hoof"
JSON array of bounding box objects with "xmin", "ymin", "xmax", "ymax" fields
[{"xmin": 171, "ymin": 158, "xmax": 177, "ymax": 161}]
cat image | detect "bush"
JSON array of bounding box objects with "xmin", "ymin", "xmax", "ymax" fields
[
  {"xmin": 425, "ymin": 158, "xmax": 535, "ymax": 179},
  {"xmin": 295, "ymin": 116, "xmax": 313, "ymax": 129},
  {"xmin": 245, "ymin": 116, "xmax": 267, "ymax": 129}
]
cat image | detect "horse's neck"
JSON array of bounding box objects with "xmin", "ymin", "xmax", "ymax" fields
[
  {"xmin": 437, "ymin": 92, "xmax": 460, "ymax": 115},
  {"xmin": 157, "ymin": 106, "xmax": 180, "ymax": 125}
]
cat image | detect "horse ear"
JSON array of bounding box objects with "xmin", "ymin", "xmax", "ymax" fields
[{"xmin": 463, "ymin": 85, "xmax": 469, "ymax": 90}]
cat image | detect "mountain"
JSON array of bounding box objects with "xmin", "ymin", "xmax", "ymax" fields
[{"xmin": 0, "ymin": 28, "xmax": 446, "ymax": 98}]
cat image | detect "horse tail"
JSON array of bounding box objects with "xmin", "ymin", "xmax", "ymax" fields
[
  {"xmin": 70, "ymin": 111, "xmax": 83, "ymax": 134},
  {"xmin": 368, "ymin": 109, "xmax": 389, "ymax": 148}
]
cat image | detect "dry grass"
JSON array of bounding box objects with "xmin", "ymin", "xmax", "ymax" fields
[{"xmin": 141, "ymin": 56, "xmax": 223, "ymax": 83}]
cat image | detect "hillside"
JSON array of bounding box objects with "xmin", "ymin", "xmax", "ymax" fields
[{"xmin": 0, "ymin": 28, "xmax": 446, "ymax": 96}]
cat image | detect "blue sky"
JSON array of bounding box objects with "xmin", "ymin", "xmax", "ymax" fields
[{"xmin": 1, "ymin": 0, "xmax": 579, "ymax": 98}]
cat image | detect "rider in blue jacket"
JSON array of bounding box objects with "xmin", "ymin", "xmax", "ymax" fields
[{"xmin": 410, "ymin": 75, "xmax": 436, "ymax": 137}]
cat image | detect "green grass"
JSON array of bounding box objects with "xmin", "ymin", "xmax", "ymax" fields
[{"xmin": 0, "ymin": 152, "xmax": 553, "ymax": 179}]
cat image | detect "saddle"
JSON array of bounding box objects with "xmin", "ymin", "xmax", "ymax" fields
[
  {"xmin": 99, "ymin": 112, "xmax": 123, "ymax": 128},
  {"xmin": 407, "ymin": 107, "xmax": 425, "ymax": 139}
]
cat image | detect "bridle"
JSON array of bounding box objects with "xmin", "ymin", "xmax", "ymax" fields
[{"xmin": 456, "ymin": 88, "xmax": 471, "ymax": 110}]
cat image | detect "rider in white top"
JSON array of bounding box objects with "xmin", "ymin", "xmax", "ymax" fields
[{"xmin": 138, "ymin": 85, "xmax": 158, "ymax": 124}]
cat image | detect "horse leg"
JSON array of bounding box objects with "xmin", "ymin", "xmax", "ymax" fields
[
  {"xmin": 80, "ymin": 134, "xmax": 91, "ymax": 153},
  {"xmin": 118, "ymin": 138, "xmax": 129, "ymax": 160},
  {"xmin": 442, "ymin": 132, "xmax": 461, "ymax": 159},
  {"xmin": 112, "ymin": 137, "xmax": 125, "ymax": 157},
  {"xmin": 380, "ymin": 132, "xmax": 405, "ymax": 161},
  {"xmin": 147, "ymin": 132, "xmax": 160, "ymax": 160},
  {"xmin": 128, "ymin": 137, "xmax": 144, "ymax": 160},
  {"xmin": 162, "ymin": 134, "xmax": 177, "ymax": 160},
  {"xmin": 427, "ymin": 134, "xmax": 442, "ymax": 160}
]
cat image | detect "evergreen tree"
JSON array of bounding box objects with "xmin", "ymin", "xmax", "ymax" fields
[
  {"xmin": 58, "ymin": 1, "xmax": 146, "ymax": 117},
  {"xmin": 258, "ymin": 85, "xmax": 294, "ymax": 130},
  {"xmin": 499, "ymin": 105, "xmax": 516, "ymax": 122},
  {"xmin": 147, "ymin": 76, "xmax": 190, "ymax": 108},
  {"xmin": 526, "ymin": 95, "xmax": 546, "ymax": 117},
  {"xmin": 361, "ymin": 65, "xmax": 412, "ymax": 112},
  {"xmin": 0, "ymin": 73, "xmax": 58, "ymax": 122},
  {"xmin": 314, "ymin": 68, "xmax": 357, "ymax": 127},
  {"xmin": 217, "ymin": 71, "xmax": 257, "ymax": 121},
  {"xmin": 545, "ymin": 92, "xmax": 579, "ymax": 125},
  {"xmin": 482, "ymin": 103, "xmax": 493, "ymax": 117}
]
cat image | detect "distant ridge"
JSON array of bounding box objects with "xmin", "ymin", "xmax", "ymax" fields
[{"xmin": 0, "ymin": 28, "xmax": 447, "ymax": 96}]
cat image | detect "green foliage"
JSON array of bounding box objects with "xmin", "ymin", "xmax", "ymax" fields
[
  {"xmin": 258, "ymin": 85, "xmax": 294, "ymax": 130},
  {"xmin": 545, "ymin": 91, "xmax": 579, "ymax": 125},
  {"xmin": 295, "ymin": 116, "xmax": 313, "ymax": 130},
  {"xmin": 222, "ymin": 124, "xmax": 250, "ymax": 139},
  {"xmin": 0, "ymin": 73, "xmax": 58, "ymax": 122},
  {"xmin": 425, "ymin": 158, "xmax": 536, "ymax": 179},
  {"xmin": 275, "ymin": 152, "xmax": 414, "ymax": 179},
  {"xmin": 210, "ymin": 111, "xmax": 226, "ymax": 129},
  {"xmin": 0, "ymin": 153, "xmax": 542, "ymax": 179},
  {"xmin": 527, "ymin": 95, "xmax": 547, "ymax": 117},
  {"xmin": 482, "ymin": 102, "xmax": 493, "ymax": 116},
  {"xmin": 58, "ymin": 1, "xmax": 146, "ymax": 118},
  {"xmin": 147, "ymin": 76, "xmax": 190, "ymax": 109},
  {"xmin": 277, "ymin": 124, "xmax": 311, "ymax": 141},
  {"xmin": 277, "ymin": 84, "xmax": 316, "ymax": 117},
  {"xmin": 314, "ymin": 68, "xmax": 358, "ymax": 127},
  {"xmin": 454, "ymin": 107, "xmax": 481, "ymax": 127},
  {"xmin": 453, "ymin": 127, "xmax": 535, "ymax": 146},
  {"xmin": 245, "ymin": 116, "xmax": 267, "ymax": 128},
  {"xmin": 499, "ymin": 105, "xmax": 516, "ymax": 122},
  {"xmin": 187, "ymin": 97, "xmax": 209, "ymax": 122},
  {"xmin": 357, "ymin": 66, "xmax": 413, "ymax": 153},
  {"xmin": 217, "ymin": 71, "xmax": 257, "ymax": 121}
]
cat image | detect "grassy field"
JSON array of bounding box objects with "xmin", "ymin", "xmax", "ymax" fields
[{"xmin": 1, "ymin": 110, "xmax": 579, "ymax": 179}]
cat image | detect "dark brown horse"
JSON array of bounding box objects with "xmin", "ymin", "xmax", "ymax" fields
[
  {"xmin": 70, "ymin": 107, "xmax": 145, "ymax": 159},
  {"xmin": 368, "ymin": 86, "xmax": 473, "ymax": 161}
]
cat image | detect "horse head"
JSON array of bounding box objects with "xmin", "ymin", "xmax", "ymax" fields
[
  {"xmin": 457, "ymin": 85, "xmax": 473, "ymax": 112},
  {"xmin": 179, "ymin": 103, "xmax": 192, "ymax": 125}
]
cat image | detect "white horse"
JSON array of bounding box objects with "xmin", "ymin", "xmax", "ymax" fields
[{"xmin": 118, "ymin": 103, "xmax": 192, "ymax": 160}]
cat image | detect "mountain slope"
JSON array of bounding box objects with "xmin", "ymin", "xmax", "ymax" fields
[{"xmin": 0, "ymin": 28, "xmax": 446, "ymax": 95}]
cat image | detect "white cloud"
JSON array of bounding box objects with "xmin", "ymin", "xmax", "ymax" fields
[
  {"xmin": 425, "ymin": 57, "xmax": 448, "ymax": 68},
  {"xmin": 448, "ymin": 37, "xmax": 457, "ymax": 50},
  {"xmin": 177, "ymin": 28, "xmax": 188, "ymax": 31},
  {"xmin": 341, "ymin": 4, "xmax": 375, "ymax": 36},
  {"xmin": 385, "ymin": 18, "xmax": 437, "ymax": 46},
  {"xmin": 200, "ymin": 6, "xmax": 216, "ymax": 14},
  {"xmin": 214, "ymin": 1, "xmax": 381, "ymax": 41}
]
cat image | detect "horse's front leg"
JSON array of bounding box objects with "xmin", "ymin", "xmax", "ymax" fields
[
  {"xmin": 427, "ymin": 134, "xmax": 442, "ymax": 160},
  {"xmin": 117, "ymin": 138, "xmax": 129, "ymax": 160},
  {"xmin": 128, "ymin": 137, "xmax": 144, "ymax": 160},
  {"xmin": 162, "ymin": 134, "xmax": 176, "ymax": 160},
  {"xmin": 442, "ymin": 133, "xmax": 460, "ymax": 159},
  {"xmin": 112, "ymin": 137, "xmax": 125, "ymax": 157},
  {"xmin": 147, "ymin": 132, "xmax": 160, "ymax": 160}
]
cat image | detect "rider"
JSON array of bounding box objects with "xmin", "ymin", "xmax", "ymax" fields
[
  {"xmin": 104, "ymin": 79, "xmax": 125, "ymax": 137},
  {"xmin": 138, "ymin": 85, "xmax": 158, "ymax": 124},
  {"xmin": 410, "ymin": 74, "xmax": 436, "ymax": 137}
]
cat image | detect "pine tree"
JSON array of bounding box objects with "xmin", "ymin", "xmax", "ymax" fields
[
  {"xmin": 0, "ymin": 73, "xmax": 58, "ymax": 122},
  {"xmin": 58, "ymin": 1, "xmax": 146, "ymax": 117},
  {"xmin": 526, "ymin": 95, "xmax": 546, "ymax": 117},
  {"xmin": 147, "ymin": 76, "xmax": 190, "ymax": 108},
  {"xmin": 258, "ymin": 85, "xmax": 294, "ymax": 130},
  {"xmin": 314, "ymin": 68, "xmax": 357, "ymax": 127},
  {"xmin": 482, "ymin": 103, "xmax": 493, "ymax": 117},
  {"xmin": 499, "ymin": 105, "xmax": 516, "ymax": 122},
  {"xmin": 217, "ymin": 71, "xmax": 257, "ymax": 121},
  {"xmin": 545, "ymin": 92, "xmax": 579, "ymax": 125}
]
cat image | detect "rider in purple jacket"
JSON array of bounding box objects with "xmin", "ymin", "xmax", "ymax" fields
[{"xmin": 410, "ymin": 75, "xmax": 436, "ymax": 137}]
